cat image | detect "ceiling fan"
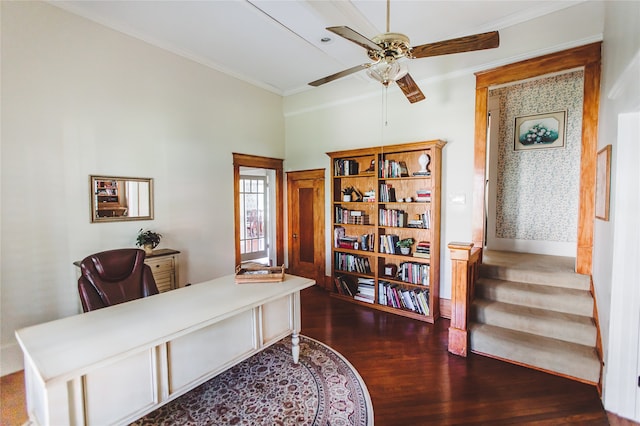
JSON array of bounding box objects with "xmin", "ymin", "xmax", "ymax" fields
[{"xmin": 308, "ymin": 0, "xmax": 500, "ymax": 103}]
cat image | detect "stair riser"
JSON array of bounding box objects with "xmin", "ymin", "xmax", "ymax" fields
[
  {"xmin": 470, "ymin": 328, "xmax": 600, "ymax": 383},
  {"xmin": 479, "ymin": 265, "xmax": 590, "ymax": 290},
  {"xmin": 472, "ymin": 304, "xmax": 597, "ymax": 346},
  {"xmin": 476, "ymin": 283, "xmax": 593, "ymax": 316}
]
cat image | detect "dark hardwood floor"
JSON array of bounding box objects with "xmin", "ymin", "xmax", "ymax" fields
[
  {"xmin": 1, "ymin": 285, "xmax": 613, "ymax": 426},
  {"xmin": 300, "ymin": 285, "xmax": 609, "ymax": 425}
]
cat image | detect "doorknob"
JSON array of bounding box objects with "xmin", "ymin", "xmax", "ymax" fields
[{"xmin": 293, "ymin": 233, "xmax": 298, "ymax": 239}]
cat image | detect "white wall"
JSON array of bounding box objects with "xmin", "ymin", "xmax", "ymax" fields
[
  {"xmin": 284, "ymin": 75, "xmax": 476, "ymax": 301},
  {"xmin": 597, "ymin": 1, "xmax": 640, "ymax": 421},
  {"xmin": 283, "ymin": 1, "xmax": 605, "ymax": 302},
  {"xmin": 0, "ymin": 2, "xmax": 284, "ymax": 374}
]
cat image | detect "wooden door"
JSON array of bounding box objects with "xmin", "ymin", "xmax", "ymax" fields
[{"xmin": 286, "ymin": 169, "xmax": 325, "ymax": 288}]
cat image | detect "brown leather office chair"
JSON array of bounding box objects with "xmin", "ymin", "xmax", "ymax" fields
[{"xmin": 78, "ymin": 248, "xmax": 158, "ymax": 312}]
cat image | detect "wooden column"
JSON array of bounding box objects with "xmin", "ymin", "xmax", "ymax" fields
[{"xmin": 448, "ymin": 242, "xmax": 481, "ymax": 357}]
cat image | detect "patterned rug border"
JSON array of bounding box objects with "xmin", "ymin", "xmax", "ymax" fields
[
  {"xmin": 131, "ymin": 334, "xmax": 374, "ymax": 425},
  {"xmin": 298, "ymin": 334, "xmax": 375, "ymax": 425}
]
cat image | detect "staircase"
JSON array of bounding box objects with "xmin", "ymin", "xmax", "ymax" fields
[{"xmin": 468, "ymin": 250, "xmax": 602, "ymax": 384}]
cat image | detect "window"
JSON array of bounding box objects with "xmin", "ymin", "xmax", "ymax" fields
[{"xmin": 239, "ymin": 175, "xmax": 268, "ymax": 262}]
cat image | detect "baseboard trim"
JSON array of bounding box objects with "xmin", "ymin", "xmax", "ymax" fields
[
  {"xmin": 440, "ymin": 298, "xmax": 451, "ymax": 319},
  {"xmin": 1, "ymin": 342, "xmax": 24, "ymax": 377}
]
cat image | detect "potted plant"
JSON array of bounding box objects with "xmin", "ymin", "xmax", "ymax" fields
[
  {"xmin": 396, "ymin": 237, "xmax": 415, "ymax": 255},
  {"xmin": 342, "ymin": 186, "xmax": 355, "ymax": 202},
  {"xmin": 136, "ymin": 228, "xmax": 162, "ymax": 255}
]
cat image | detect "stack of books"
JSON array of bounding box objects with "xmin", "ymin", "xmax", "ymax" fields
[
  {"xmin": 362, "ymin": 190, "xmax": 376, "ymax": 202},
  {"xmin": 413, "ymin": 241, "xmax": 431, "ymax": 258},
  {"xmin": 354, "ymin": 277, "xmax": 375, "ymax": 303},
  {"xmin": 337, "ymin": 236, "xmax": 358, "ymax": 249},
  {"xmin": 415, "ymin": 189, "xmax": 431, "ymax": 202}
]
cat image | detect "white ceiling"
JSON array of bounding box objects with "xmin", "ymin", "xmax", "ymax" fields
[{"xmin": 52, "ymin": 0, "xmax": 585, "ymax": 97}]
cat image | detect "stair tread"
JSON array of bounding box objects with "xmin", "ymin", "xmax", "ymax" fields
[
  {"xmin": 476, "ymin": 277, "xmax": 593, "ymax": 316},
  {"xmin": 482, "ymin": 250, "xmax": 576, "ymax": 272},
  {"xmin": 477, "ymin": 277, "xmax": 591, "ymax": 296},
  {"xmin": 472, "ymin": 299, "xmax": 596, "ymax": 346},
  {"xmin": 473, "ymin": 299, "xmax": 595, "ymax": 326},
  {"xmin": 470, "ymin": 323, "xmax": 600, "ymax": 383},
  {"xmin": 479, "ymin": 253, "xmax": 590, "ymax": 290}
]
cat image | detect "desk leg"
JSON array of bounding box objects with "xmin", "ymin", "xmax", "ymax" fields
[{"xmin": 291, "ymin": 332, "xmax": 300, "ymax": 364}]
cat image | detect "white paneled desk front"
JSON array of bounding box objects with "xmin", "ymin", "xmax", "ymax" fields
[{"xmin": 15, "ymin": 273, "xmax": 315, "ymax": 426}]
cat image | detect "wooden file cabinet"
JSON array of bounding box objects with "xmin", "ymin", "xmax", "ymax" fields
[{"xmin": 144, "ymin": 249, "xmax": 180, "ymax": 292}]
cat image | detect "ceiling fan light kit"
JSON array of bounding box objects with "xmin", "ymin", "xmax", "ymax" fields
[
  {"xmin": 308, "ymin": 1, "xmax": 500, "ymax": 104},
  {"xmin": 367, "ymin": 60, "xmax": 408, "ymax": 86}
]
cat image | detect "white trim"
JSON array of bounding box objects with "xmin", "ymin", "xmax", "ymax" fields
[{"xmin": 603, "ymin": 112, "xmax": 640, "ymax": 422}]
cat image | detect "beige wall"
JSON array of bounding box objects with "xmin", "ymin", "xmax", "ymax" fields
[
  {"xmin": 283, "ymin": 1, "xmax": 605, "ymax": 301},
  {"xmin": 4, "ymin": 5, "xmax": 634, "ymax": 420},
  {"xmin": 597, "ymin": 0, "xmax": 640, "ymax": 420},
  {"xmin": 1, "ymin": 1, "xmax": 284, "ymax": 373}
]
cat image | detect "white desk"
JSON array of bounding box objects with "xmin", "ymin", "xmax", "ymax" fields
[{"xmin": 15, "ymin": 273, "xmax": 315, "ymax": 426}]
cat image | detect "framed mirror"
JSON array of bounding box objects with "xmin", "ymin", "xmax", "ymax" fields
[{"xmin": 90, "ymin": 175, "xmax": 154, "ymax": 223}]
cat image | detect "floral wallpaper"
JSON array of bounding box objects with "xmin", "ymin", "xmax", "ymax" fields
[{"xmin": 491, "ymin": 70, "xmax": 584, "ymax": 242}]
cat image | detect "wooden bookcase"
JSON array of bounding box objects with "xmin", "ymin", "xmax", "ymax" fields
[{"xmin": 327, "ymin": 140, "xmax": 445, "ymax": 323}]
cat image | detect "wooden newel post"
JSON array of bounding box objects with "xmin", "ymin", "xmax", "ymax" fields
[{"xmin": 448, "ymin": 242, "xmax": 481, "ymax": 357}]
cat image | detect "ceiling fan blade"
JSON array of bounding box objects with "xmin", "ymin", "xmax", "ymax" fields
[
  {"xmin": 411, "ymin": 31, "xmax": 499, "ymax": 59},
  {"xmin": 327, "ymin": 26, "xmax": 381, "ymax": 51},
  {"xmin": 309, "ymin": 63, "xmax": 370, "ymax": 87},
  {"xmin": 395, "ymin": 73, "xmax": 425, "ymax": 103}
]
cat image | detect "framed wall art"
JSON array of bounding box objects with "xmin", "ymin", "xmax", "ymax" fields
[
  {"xmin": 514, "ymin": 110, "xmax": 567, "ymax": 151},
  {"xmin": 595, "ymin": 144, "xmax": 612, "ymax": 221}
]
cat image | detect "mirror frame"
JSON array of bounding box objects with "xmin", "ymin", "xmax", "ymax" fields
[{"xmin": 90, "ymin": 175, "xmax": 154, "ymax": 223}]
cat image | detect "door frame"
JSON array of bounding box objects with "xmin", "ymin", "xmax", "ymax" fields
[
  {"xmin": 286, "ymin": 169, "xmax": 325, "ymax": 287},
  {"xmin": 233, "ymin": 153, "xmax": 284, "ymax": 267},
  {"xmin": 471, "ymin": 42, "xmax": 601, "ymax": 274}
]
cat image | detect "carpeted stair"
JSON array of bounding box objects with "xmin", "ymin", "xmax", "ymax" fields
[{"xmin": 469, "ymin": 250, "xmax": 601, "ymax": 384}]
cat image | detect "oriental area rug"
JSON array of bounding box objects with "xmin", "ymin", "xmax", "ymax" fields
[{"xmin": 131, "ymin": 335, "xmax": 373, "ymax": 425}]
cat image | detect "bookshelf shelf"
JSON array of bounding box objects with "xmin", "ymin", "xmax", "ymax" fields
[{"xmin": 327, "ymin": 140, "xmax": 445, "ymax": 323}]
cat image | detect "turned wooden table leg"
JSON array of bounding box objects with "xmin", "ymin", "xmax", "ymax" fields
[{"xmin": 291, "ymin": 332, "xmax": 300, "ymax": 364}]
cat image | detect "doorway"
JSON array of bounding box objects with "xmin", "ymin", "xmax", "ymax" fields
[
  {"xmin": 484, "ymin": 71, "xmax": 584, "ymax": 257},
  {"xmin": 233, "ymin": 153, "xmax": 284, "ymax": 267},
  {"xmin": 286, "ymin": 169, "xmax": 325, "ymax": 288},
  {"xmin": 472, "ymin": 43, "xmax": 601, "ymax": 274}
]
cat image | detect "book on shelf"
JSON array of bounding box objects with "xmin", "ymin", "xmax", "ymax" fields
[
  {"xmin": 379, "ymin": 234, "xmax": 400, "ymax": 254},
  {"xmin": 337, "ymin": 236, "xmax": 357, "ymax": 249},
  {"xmin": 360, "ymin": 233, "xmax": 375, "ymax": 252},
  {"xmin": 354, "ymin": 294, "xmax": 375, "ymax": 303},
  {"xmin": 334, "ymin": 252, "xmax": 372, "ymax": 274},
  {"xmin": 398, "ymin": 261, "xmax": 430, "ymax": 285},
  {"xmin": 379, "ymin": 209, "xmax": 407, "ymax": 227},
  {"xmin": 335, "ymin": 159, "xmax": 359, "ymax": 176},
  {"xmin": 413, "ymin": 241, "xmax": 430, "ymax": 258},
  {"xmin": 379, "ymin": 183, "xmax": 397, "ymax": 202},
  {"xmin": 334, "ymin": 275, "xmax": 354, "ymax": 296},
  {"xmin": 413, "ymin": 252, "xmax": 431, "ymax": 259},
  {"xmin": 334, "ymin": 277, "xmax": 345, "ymax": 295},
  {"xmin": 335, "ymin": 206, "xmax": 371, "ymax": 225},
  {"xmin": 334, "ymin": 227, "xmax": 345, "ymax": 246},
  {"xmin": 378, "ymin": 281, "xmax": 430, "ymax": 316},
  {"xmin": 379, "ymin": 159, "xmax": 410, "ymax": 178},
  {"xmin": 362, "ymin": 190, "xmax": 376, "ymax": 202},
  {"xmin": 355, "ymin": 277, "xmax": 374, "ymax": 303}
]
